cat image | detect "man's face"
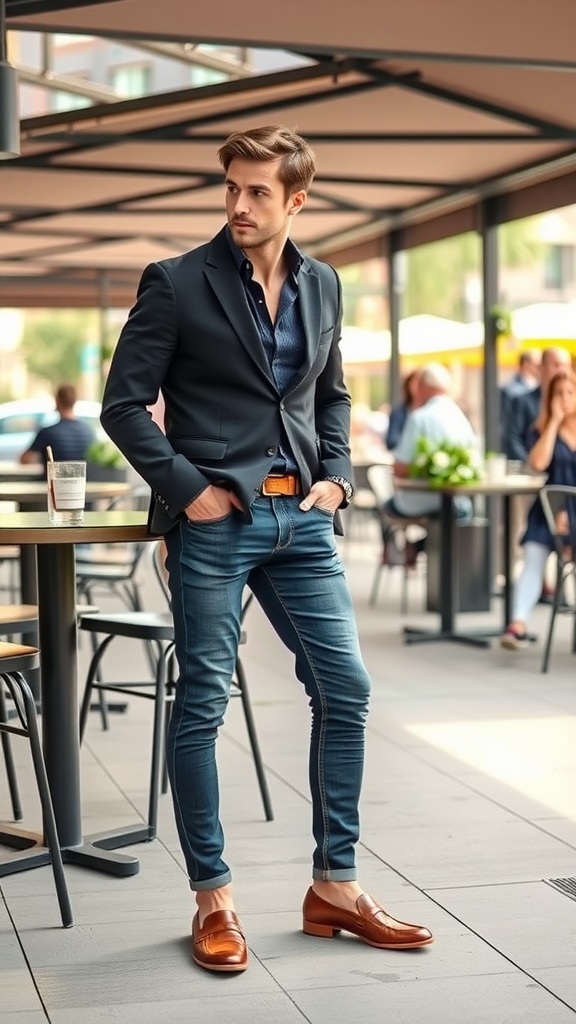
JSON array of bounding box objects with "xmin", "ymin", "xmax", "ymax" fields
[
  {"xmin": 225, "ymin": 157, "xmax": 305, "ymax": 251},
  {"xmin": 542, "ymin": 349, "xmax": 571, "ymax": 389}
]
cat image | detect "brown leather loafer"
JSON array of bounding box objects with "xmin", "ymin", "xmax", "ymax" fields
[
  {"xmin": 192, "ymin": 910, "xmax": 248, "ymax": 972},
  {"xmin": 302, "ymin": 887, "xmax": 434, "ymax": 949}
]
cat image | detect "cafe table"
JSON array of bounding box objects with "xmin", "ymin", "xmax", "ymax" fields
[
  {"xmin": 395, "ymin": 473, "xmax": 546, "ymax": 647},
  {"xmin": 0, "ymin": 480, "xmax": 134, "ymax": 699},
  {"xmin": 0, "ymin": 510, "xmax": 153, "ymax": 879}
]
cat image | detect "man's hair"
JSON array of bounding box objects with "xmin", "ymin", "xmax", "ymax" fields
[
  {"xmin": 541, "ymin": 345, "xmax": 571, "ymax": 367},
  {"xmin": 519, "ymin": 349, "xmax": 540, "ymax": 368},
  {"xmin": 55, "ymin": 384, "xmax": 77, "ymax": 411},
  {"xmin": 419, "ymin": 362, "xmax": 451, "ymax": 393},
  {"xmin": 217, "ymin": 125, "xmax": 316, "ymax": 194}
]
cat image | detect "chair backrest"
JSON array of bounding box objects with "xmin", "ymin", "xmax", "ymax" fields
[
  {"xmin": 366, "ymin": 463, "xmax": 396, "ymax": 505},
  {"xmin": 107, "ymin": 486, "xmax": 151, "ymax": 513},
  {"xmin": 151, "ymin": 539, "xmax": 171, "ymax": 607},
  {"xmin": 539, "ymin": 484, "xmax": 576, "ymax": 561}
]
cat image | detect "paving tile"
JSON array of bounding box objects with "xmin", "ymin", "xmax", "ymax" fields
[
  {"xmin": 33, "ymin": 954, "xmax": 278, "ymax": 1009},
  {"xmin": 0, "ymin": 1014, "xmax": 50, "ymax": 1024},
  {"xmin": 426, "ymin": 881, "xmax": 576, "ymax": 971},
  {"xmin": 49, "ymin": 991, "xmax": 305, "ymax": 1024},
  {"xmin": 531, "ymin": 966, "xmax": 576, "ymax": 1010},
  {"xmin": 246, "ymin": 906, "xmax": 509, "ymax": 986},
  {"xmin": 362, "ymin": 819, "xmax": 576, "ymax": 888},
  {"xmin": 0, "ymin": 969, "xmax": 45, "ymax": 1014},
  {"xmin": 290, "ymin": 973, "xmax": 576, "ymax": 1023}
]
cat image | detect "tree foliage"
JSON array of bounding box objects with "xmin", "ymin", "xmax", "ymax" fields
[{"xmin": 20, "ymin": 311, "xmax": 99, "ymax": 387}]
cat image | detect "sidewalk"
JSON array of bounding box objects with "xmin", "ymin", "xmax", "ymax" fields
[{"xmin": 1, "ymin": 535, "xmax": 576, "ymax": 1023}]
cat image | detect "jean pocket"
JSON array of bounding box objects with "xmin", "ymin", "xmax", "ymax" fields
[
  {"xmin": 185, "ymin": 511, "xmax": 234, "ymax": 528},
  {"xmin": 311, "ymin": 505, "xmax": 335, "ymax": 518}
]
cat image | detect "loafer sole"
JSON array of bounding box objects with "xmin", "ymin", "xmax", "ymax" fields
[
  {"xmin": 303, "ymin": 921, "xmax": 434, "ymax": 949},
  {"xmin": 192, "ymin": 952, "xmax": 249, "ymax": 972}
]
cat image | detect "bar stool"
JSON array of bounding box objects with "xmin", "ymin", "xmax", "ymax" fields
[{"xmin": 0, "ymin": 641, "xmax": 73, "ymax": 928}]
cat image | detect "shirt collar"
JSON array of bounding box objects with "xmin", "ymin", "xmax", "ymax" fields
[{"xmin": 225, "ymin": 226, "xmax": 304, "ymax": 282}]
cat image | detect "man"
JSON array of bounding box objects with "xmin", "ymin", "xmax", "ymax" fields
[
  {"xmin": 499, "ymin": 348, "xmax": 540, "ymax": 452},
  {"xmin": 20, "ymin": 383, "xmax": 95, "ymax": 474},
  {"xmin": 101, "ymin": 124, "xmax": 433, "ymax": 973},
  {"xmin": 386, "ymin": 362, "xmax": 477, "ymax": 520},
  {"xmin": 505, "ymin": 346, "xmax": 571, "ymax": 462}
]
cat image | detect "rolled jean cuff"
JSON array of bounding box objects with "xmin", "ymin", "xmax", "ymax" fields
[
  {"xmin": 189, "ymin": 870, "xmax": 232, "ymax": 892},
  {"xmin": 312, "ymin": 868, "xmax": 357, "ymax": 882}
]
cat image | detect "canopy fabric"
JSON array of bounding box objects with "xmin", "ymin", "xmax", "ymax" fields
[{"xmin": 3, "ymin": 0, "xmax": 576, "ymax": 306}]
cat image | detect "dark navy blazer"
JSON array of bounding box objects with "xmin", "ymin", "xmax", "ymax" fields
[{"xmin": 101, "ymin": 227, "xmax": 352, "ymax": 535}]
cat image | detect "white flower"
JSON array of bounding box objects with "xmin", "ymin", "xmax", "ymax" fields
[
  {"xmin": 456, "ymin": 464, "xmax": 475, "ymax": 480},
  {"xmin": 431, "ymin": 450, "xmax": 451, "ymax": 469},
  {"xmin": 414, "ymin": 453, "xmax": 428, "ymax": 468}
]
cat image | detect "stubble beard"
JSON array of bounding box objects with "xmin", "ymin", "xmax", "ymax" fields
[{"xmin": 230, "ymin": 221, "xmax": 285, "ymax": 251}]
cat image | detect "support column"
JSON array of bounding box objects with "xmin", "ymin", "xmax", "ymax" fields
[{"xmin": 388, "ymin": 229, "xmax": 403, "ymax": 407}]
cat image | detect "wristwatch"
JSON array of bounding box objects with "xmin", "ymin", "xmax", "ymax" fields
[{"xmin": 324, "ymin": 475, "xmax": 354, "ymax": 503}]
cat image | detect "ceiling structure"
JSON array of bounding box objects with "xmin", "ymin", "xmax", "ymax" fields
[{"xmin": 3, "ymin": 0, "xmax": 576, "ymax": 306}]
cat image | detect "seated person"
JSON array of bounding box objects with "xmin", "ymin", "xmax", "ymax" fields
[
  {"xmin": 20, "ymin": 384, "xmax": 96, "ymax": 476},
  {"xmin": 385, "ymin": 369, "xmax": 420, "ymax": 452},
  {"xmin": 501, "ymin": 369, "xmax": 576, "ymax": 650},
  {"xmin": 384, "ymin": 362, "xmax": 477, "ymax": 523}
]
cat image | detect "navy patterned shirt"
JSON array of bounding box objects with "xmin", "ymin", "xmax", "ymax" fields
[{"xmin": 227, "ymin": 228, "xmax": 305, "ymax": 473}]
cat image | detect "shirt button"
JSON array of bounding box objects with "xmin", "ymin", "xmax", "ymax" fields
[{"xmin": 266, "ymin": 447, "xmax": 277, "ymax": 457}]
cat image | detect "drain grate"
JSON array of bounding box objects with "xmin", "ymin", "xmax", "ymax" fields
[{"xmin": 544, "ymin": 877, "xmax": 576, "ymax": 901}]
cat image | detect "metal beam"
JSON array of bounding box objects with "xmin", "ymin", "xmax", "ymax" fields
[
  {"xmin": 17, "ymin": 63, "xmax": 119, "ymax": 101},
  {"xmin": 119, "ymin": 38, "xmax": 254, "ymax": 78}
]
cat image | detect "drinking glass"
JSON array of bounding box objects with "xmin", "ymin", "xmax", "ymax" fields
[{"xmin": 47, "ymin": 460, "xmax": 86, "ymax": 526}]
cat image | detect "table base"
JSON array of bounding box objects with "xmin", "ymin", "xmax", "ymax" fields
[
  {"xmin": 0, "ymin": 822, "xmax": 153, "ymax": 878},
  {"xmin": 403, "ymin": 626, "xmax": 491, "ymax": 649}
]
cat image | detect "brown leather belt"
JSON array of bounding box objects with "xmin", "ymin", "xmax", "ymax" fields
[{"xmin": 260, "ymin": 474, "xmax": 301, "ymax": 496}]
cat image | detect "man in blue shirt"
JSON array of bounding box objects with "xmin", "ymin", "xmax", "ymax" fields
[{"xmin": 20, "ymin": 384, "xmax": 95, "ymax": 476}]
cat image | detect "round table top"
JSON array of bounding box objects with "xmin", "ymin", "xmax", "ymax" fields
[{"xmin": 0, "ymin": 510, "xmax": 150, "ymax": 544}]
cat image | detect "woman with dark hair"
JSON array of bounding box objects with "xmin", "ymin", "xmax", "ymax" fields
[
  {"xmin": 385, "ymin": 369, "xmax": 420, "ymax": 451},
  {"xmin": 501, "ymin": 369, "xmax": 576, "ymax": 650}
]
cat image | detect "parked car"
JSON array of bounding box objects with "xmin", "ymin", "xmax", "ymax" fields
[{"xmin": 0, "ymin": 398, "xmax": 104, "ymax": 462}]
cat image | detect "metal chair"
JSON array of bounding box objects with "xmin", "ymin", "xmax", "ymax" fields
[
  {"xmin": 78, "ymin": 541, "xmax": 273, "ymax": 839},
  {"xmin": 76, "ymin": 486, "xmax": 154, "ymax": 723},
  {"xmin": 366, "ymin": 463, "xmax": 428, "ymax": 613},
  {"xmin": 0, "ymin": 641, "xmax": 73, "ymax": 928},
  {"xmin": 75, "ymin": 488, "xmax": 151, "ymax": 614},
  {"xmin": 539, "ymin": 484, "xmax": 576, "ymax": 673}
]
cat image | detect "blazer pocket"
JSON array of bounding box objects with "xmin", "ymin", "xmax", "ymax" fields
[
  {"xmin": 171, "ymin": 436, "xmax": 229, "ymax": 460},
  {"xmin": 319, "ymin": 326, "xmax": 334, "ymax": 341}
]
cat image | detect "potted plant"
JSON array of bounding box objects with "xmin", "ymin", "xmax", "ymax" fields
[
  {"xmin": 409, "ymin": 436, "xmax": 483, "ymax": 487},
  {"xmin": 85, "ymin": 439, "xmax": 128, "ymax": 482}
]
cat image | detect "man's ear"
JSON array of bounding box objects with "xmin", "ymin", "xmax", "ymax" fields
[{"xmin": 288, "ymin": 189, "xmax": 307, "ymax": 217}]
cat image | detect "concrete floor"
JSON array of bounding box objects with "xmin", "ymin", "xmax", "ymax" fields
[{"xmin": 1, "ymin": 527, "xmax": 576, "ymax": 1023}]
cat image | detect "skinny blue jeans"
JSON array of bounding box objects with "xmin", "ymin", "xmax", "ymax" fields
[{"xmin": 164, "ymin": 495, "xmax": 371, "ymax": 891}]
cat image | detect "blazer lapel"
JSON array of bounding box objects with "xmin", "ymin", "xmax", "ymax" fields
[
  {"xmin": 290, "ymin": 261, "xmax": 321, "ymax": 388},
  {"xmin": 203, "ymin": 229, "xmax": 276, "ymax": 387}
]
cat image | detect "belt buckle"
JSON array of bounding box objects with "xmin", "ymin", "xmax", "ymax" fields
[{"xmin": 261, "ymin": 475, "xmax": 286, "ymax": 496}]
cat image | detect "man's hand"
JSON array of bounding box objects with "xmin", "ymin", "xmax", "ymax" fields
[
  {"xmin": 184, "ymin": 484, "xmax": 244, "ymax": 522},
  {"xmin": 299, "ymin": 480, "xmax": 344, "ymax": 514}
]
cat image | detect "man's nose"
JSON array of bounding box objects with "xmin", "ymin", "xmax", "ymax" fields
[{"xmin": 233, "ymin": 192, "xmax": 250, "ymax": 215}]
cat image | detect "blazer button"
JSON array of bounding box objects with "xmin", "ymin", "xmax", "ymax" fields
[{"xmin": 266, "ymin": 446, "xmax": 277, "ymax": 457}]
